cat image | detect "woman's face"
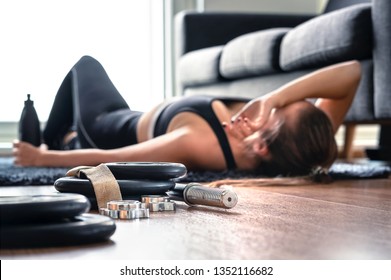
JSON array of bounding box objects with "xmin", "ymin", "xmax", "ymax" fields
[
  {"xmin": 259, "ymin": 109, "xmax": 285, "ymax": 143},
  {"xmin": 243, "ymin": 101, "xmax": 315, "ymax": 157},
  {"xmin": 243, "ymin": 107, "xmax": 285, "ymax": 151}
]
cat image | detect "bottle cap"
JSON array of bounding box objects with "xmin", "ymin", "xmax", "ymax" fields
[{"xmin": 25, "ymin": 94, "xmax": 34, "ymax": 106}]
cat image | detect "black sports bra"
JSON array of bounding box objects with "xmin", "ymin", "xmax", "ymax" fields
[{"xmin": 153, "ymin": 95, "xmax": 249, "ymax": 169}]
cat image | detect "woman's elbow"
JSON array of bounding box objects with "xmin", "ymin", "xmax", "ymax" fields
[{"xmin": 347, "ymin": 60, "xmax": 362, "ymax": 82}]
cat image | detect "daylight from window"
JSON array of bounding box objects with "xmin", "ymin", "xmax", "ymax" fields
[{"xmin": 0, "ymin": 0, "xmax": 164, "ymax": 122}]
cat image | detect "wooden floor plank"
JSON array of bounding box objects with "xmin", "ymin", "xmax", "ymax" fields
[{"xmin": 256, "ymin": 179, "xmax": 391, "ymax": 211}]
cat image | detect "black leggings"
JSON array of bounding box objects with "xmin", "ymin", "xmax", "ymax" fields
[{"xmin": 43, "ymin": 56, "xmax": 142, "ymax": 150}]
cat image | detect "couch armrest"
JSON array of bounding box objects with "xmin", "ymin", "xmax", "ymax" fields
[
  {"xmin": 373, "ymin": 0, "xmax": 391, "ymax": 119},
  {"xmin": 174, "ymin": 11, "xmax": 314, "ymax": 58}
]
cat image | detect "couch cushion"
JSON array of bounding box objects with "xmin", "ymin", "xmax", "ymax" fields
[
  {"xmin": 220, "ymin": 28, "xmax": 290, "ymax": 79},
  {"xmin": 280, "ymin": 4, "xmax": 372, "ymax": 71},
  {"xmin": 323, "ymin": 0, "xmax": 371, "ymax": 13},
  {"xmin": 178, "ymin": 46, "xmax": 223, "ymax": 87}
]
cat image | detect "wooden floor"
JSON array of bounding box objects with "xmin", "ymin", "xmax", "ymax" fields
[{"xmin": 1, "ymin": 174, "xmax": 390, "ymax": 260}]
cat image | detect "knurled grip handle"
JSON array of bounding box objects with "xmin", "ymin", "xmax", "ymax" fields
[{"xmin": 182, "ymin": 183, "xmax": 238, "ymax": 209}]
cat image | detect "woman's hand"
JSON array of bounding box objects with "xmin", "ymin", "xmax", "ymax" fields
[
  {"xmin": 221, "ymin": 94, "xmax": 277, "ymax": 141},
  {"xmin": 232, "ymin": 94, "xmax": 277, "ymax": 130},
  {"xmin": 13, "ymin": 140, "xmax": 47, "ymax": 166}
]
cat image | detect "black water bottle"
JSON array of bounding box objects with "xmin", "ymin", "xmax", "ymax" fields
[{"xmin": 19, "ymin": 94, "xmax": 41, "ymax": 146}]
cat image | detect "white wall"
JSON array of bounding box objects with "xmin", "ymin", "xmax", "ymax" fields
[{"xmin": 0, "ymin": 0, "xmax": 164, "ymax": 122}]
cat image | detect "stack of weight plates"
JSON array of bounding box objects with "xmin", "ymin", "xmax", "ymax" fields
[
  {"xmin": 54, "ymin": 162, "xmax": 187, "ymax": 209},
  {"xmin": 0, "ymin": 193, "xmax": 116, "ymax": 249}
]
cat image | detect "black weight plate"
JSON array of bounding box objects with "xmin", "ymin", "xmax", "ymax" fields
[
  {"xmin": 54, "ymin": 177, "xmax": 175, "ymax": 196},
  {"xmin": 104, "ymin": 162, "xmax": 187, "ymax": 180},
  {"xmin": 54, "ymin": 177, "xmax": 175, "ymax": 209},
  {"xmin": 0, "ymin": 213, "xmax": 116, "ymax": 249},
  {"xmin": 0, "ymin": 194, "xmax": 90, "ymax": 225}
]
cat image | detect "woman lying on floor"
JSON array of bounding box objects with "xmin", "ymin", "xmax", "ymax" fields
[{"xmin": 13, "ymin": 56, "xmax": 360, "ymax": 182}]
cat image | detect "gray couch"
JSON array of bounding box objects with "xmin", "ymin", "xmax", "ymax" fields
[{"xmin": 174, "ymin": 0, "xmax": 391, "ymax": 159}]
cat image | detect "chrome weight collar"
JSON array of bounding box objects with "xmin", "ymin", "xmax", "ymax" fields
[
  {"xmin": 99, "ymin": 195, "xmax": 176, "ymax": 220},
  {"xmin": 141, "ymin": 195, "xmax": 176, "ymax": 212},
  {"xmin": 141, "ymin": 195, "xmax": 170, "ymax": 204},
  {"xmin": 100, "ymin": 200, "xmax": 149, "ymax": 220},
  {"xmin": 107, "ymin": 200, "xmax": 141, "ymax": 210},
  {"xmin": 148, "ymin": 201, "xmax": 176, "ymax": 212}
]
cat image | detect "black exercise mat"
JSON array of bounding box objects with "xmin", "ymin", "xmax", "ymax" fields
[
  {"xmin": 0, "ymin": 157, "xmax": 389, "ymax": 186},
  {"xmin": 181, "ymin": 162, "xmax": 391, "ymax": 182}
]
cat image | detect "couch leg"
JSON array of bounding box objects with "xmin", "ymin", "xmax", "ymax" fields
[
  {"xmin": 340, "ymin": 124, "xmax": 356, "ymax": 159},
  {"xmin": 365, "ymin": 124, "xmax": 391, "ymax": 161}
]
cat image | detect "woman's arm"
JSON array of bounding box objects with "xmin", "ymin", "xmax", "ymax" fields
[
  {"xmin": 13, "ymin": 140, "xmax": 111, "ymax": 167},
  {"xmin": 313, "ymin": 62, "xmax": 361, "ymax": 133},
  {"xmin": 14, "ymin": 136, "xmax": 191, "ymax": 168},
  {"xmin": 13, "ymin": 125, "xmax": 225, "ymax": 169},
  {"xmin": 232, "ymin": 60, "xmax": 361, "ymax": 133}
]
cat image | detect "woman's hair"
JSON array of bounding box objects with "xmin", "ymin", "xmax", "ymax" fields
[
  {"xmin": 260, "ymin": 103, "xmax": 338, "ymax": 177},
  {"xmin": 209, "ymin": 103, "xmax": 337, "ymax": 188}
]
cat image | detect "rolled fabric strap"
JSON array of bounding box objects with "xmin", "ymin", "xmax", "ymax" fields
[{"xmin": 66, "ymin": 164, "xmax": 122, "ymax": 209}]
